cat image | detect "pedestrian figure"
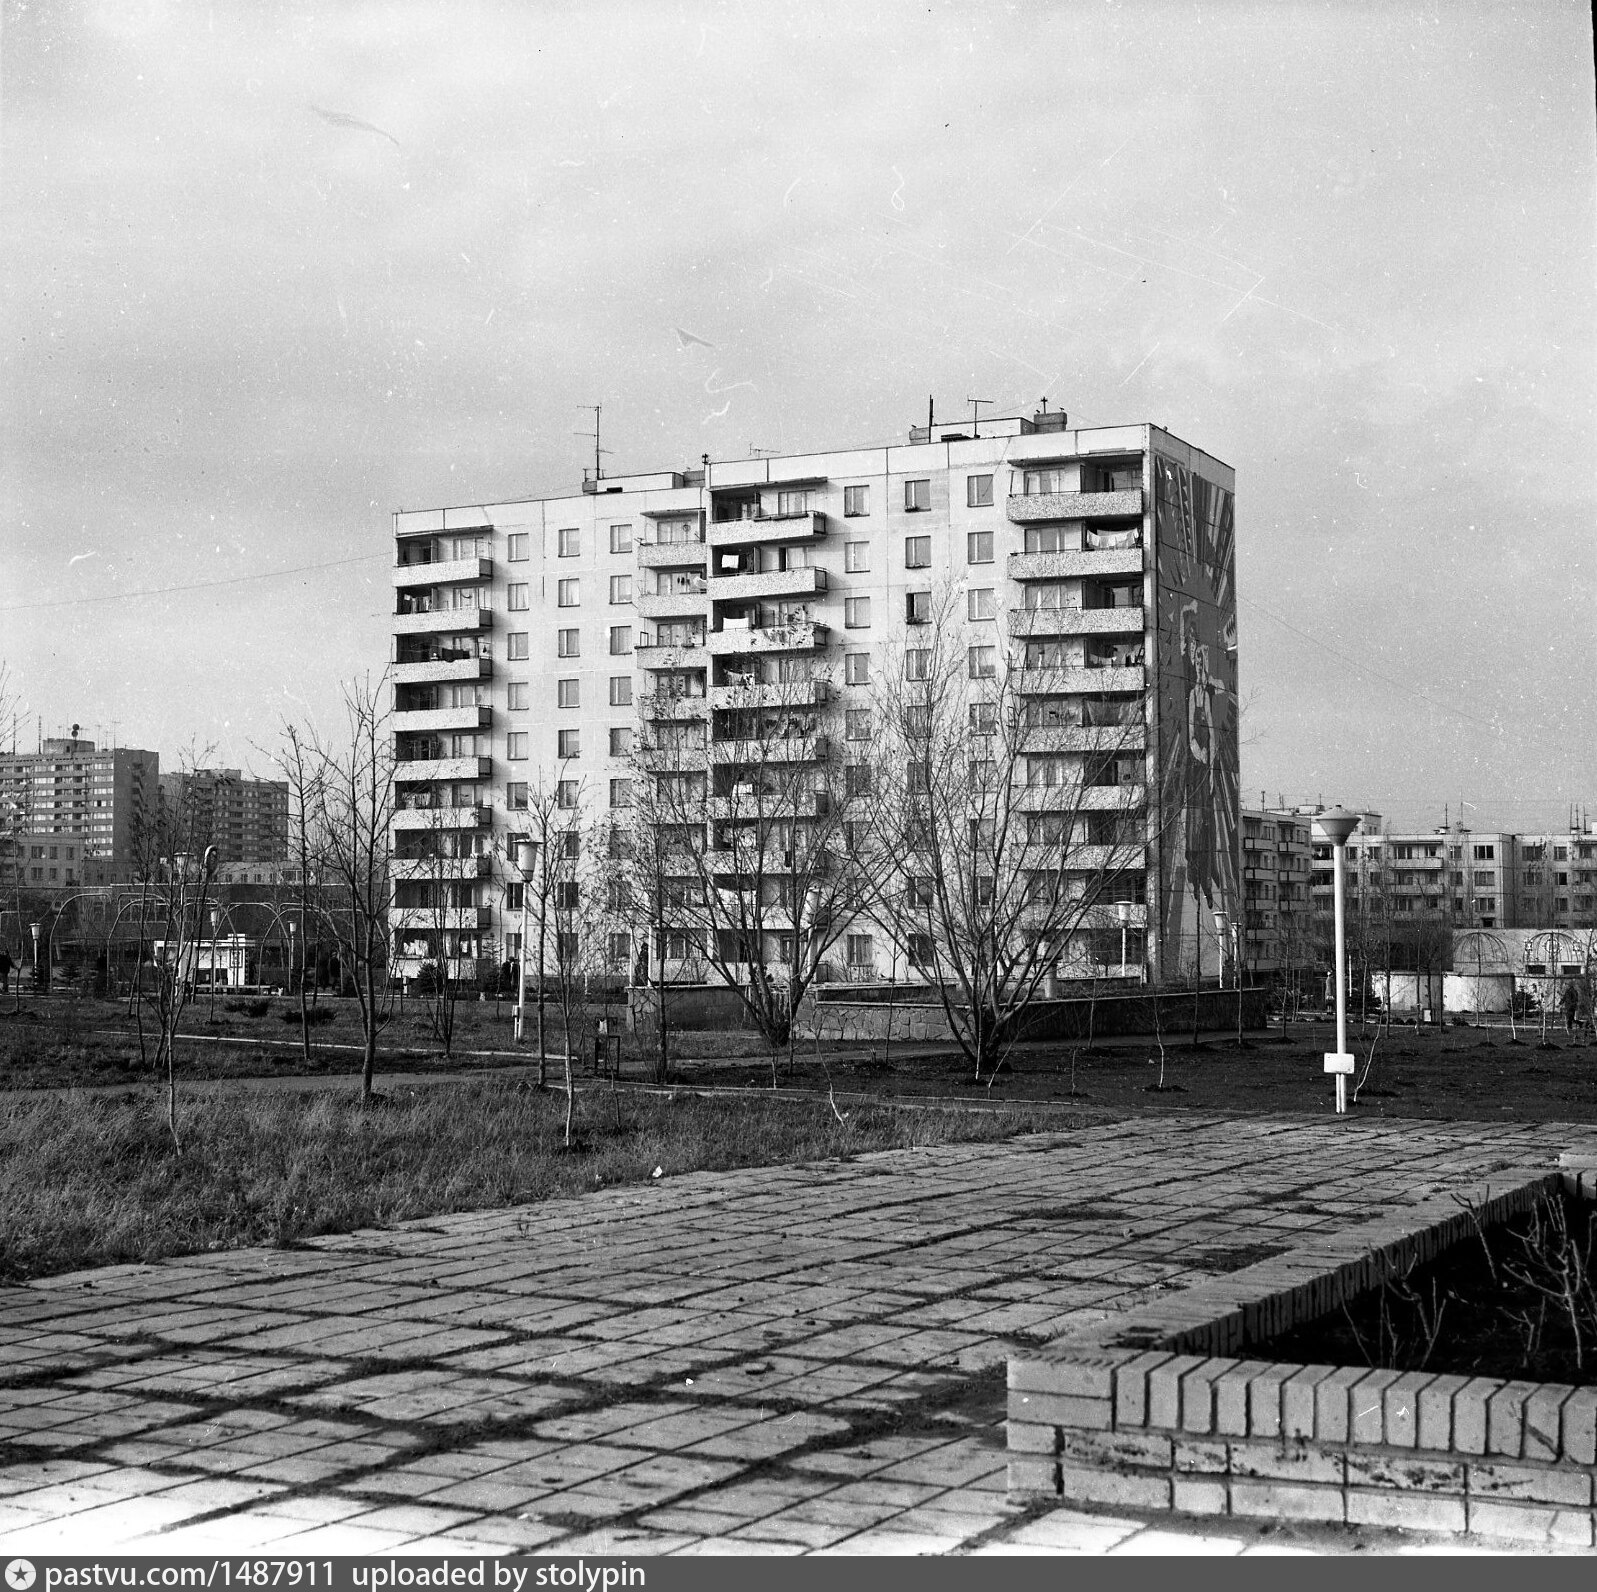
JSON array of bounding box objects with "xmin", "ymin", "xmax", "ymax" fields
[{"xmin": 1561, "ymin": 981, "xmax": 1579, "ymax": 1035}]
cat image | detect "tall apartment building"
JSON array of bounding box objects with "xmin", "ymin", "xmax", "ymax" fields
[
  {"xmin": 0, "ymin": 735, "xmax": 158, "ymax": 862},
  {"xmin": 159, "ymin": 769, "xmax": 289, "ymax": 863},
  {"xmin": 388, "ymin": 409, "xmax": 1239, "ymax": 984}
]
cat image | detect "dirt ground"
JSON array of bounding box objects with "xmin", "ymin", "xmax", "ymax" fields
[{"xmin": 2, "ymin": 993, "xmax": 1593, "ymax": 1123}]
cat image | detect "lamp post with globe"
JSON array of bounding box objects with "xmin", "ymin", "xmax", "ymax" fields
[{"xmin": 1314, "ymin": 808, "xmax": 1361, "ymax": 1114}]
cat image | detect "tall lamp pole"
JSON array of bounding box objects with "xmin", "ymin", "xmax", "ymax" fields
[
  {"xmin": 514, "ymin": 839, "xmax": 535, "ymax": 1046},
  {"xmin": 1214, "ymin": 909, "xmax": 1242, "ymax": 1046},
  {"xmin": 29, "ymin": 921, "xmax": 41, "ymax": 992},
  {"xmin": 1314, "ymin": 808, "xmax": 1360, "ymax": 1114},
  {"xmin": 1117, "ymin": 901, "xmax": 1131, "ymax": 977}
]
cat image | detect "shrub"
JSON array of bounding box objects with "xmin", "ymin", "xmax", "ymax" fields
[{"xmin": 278, "ymin": 1005, "xmax": 336, "ymax": 1026}]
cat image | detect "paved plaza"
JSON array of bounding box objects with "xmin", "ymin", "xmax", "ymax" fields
[{"xmin": 1, "ymin": 1111, "xmax": 1592, "ymax": 1555}]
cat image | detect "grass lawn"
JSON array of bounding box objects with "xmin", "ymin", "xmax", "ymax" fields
[{"xmin": 0, "ymin": 1080, "xmax": 1086, "ymax": 1283}]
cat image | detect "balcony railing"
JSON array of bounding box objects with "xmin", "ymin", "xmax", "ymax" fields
[
  {"xmin": 1017, "ymin": 782, "xmax": 1146, "ymax": 813},
  {"xmin": 392, "ymin": 706, "xmax": 492, "ymax": 734},
  {"xmin": 708, "ymin": 510, "xmax": 828, "ymax": 549},
  {"xmin": 636, "ymin": 637, "xmax": 708, "ymax": 671},
  {"xmin": 1009, "ymin": 549, "xmax": 1144, "ymax": 581},
  {"xmin": 1016, "ymin": 665, "xmax": 1145, "ymax": 696},
  {"xmin": 1020, "ymin": 725, "xmax": 1145, "ymax": 755},
  {"xmin": 636, "ymin": 587, "xmax": 708, "ymax": 620},
  {"xmin": 392, "ymin": 556, "xmax": 494, "ymax": 589},
  {"xmin": 1008, "ymin": 605, "xmax": 1144, "ymax": 639},
  {"xmin": 393, "ymin": 607, "xmax": 493, "ymax": 636},
  {"xmin": 710, "ymin": 679, "xmax": 829, "ymax": 710},
  {"xmin": 390, "ymin": 657, "xmax": 492, "ymax": 686},
  {"xmin": 1006, "ymin": 488, "xmax": 1143, "ymax": 523},
  {"xmin": 711, "ymin": 735, "xmax": 829, "ymax": 765},
  {"xmin": 393, "ymin": 755, "xmax": 494, "ymax": 783},
  {"xmin": 636, "ymin": 537, "xmax": 707, "ymax": 570},
  {"xmin": 391, "ymin": 804, "xmax": 490, "ymax": 829},
  {"xmin": 640, "ymin": 692, "xmax": 710, "ymax": 721},
  {"xmin": 711, "ymin": 566, "xmax": 828, "ymax": 603},
  {"xmin": 390, "ymin": 855, "xmax": 492, "ymax": 880},
  {"xmin": 707, "ymin": 620, "xmax": 828, "ymax": 655}
]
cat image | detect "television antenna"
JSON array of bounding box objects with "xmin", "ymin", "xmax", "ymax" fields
[
  {"xmin": 965, "ymin": 395, "xmax": 993, "ymax": 437},
  {"xmin": 576, "ymin": 404, "xmax": 612, "ymax": 483}
]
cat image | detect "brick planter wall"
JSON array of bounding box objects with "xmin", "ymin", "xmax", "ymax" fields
[{"xmin": 1008, "ymin": 1155, "xmax": 1597, "ymax": 1547}]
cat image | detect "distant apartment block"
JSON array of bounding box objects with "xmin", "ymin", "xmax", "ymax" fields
[
  {"xmin": 387, "ymin": 408, "xmax": 1239, "ymax": 985},
  {"xmin": 159, "ymin": 769, "xmax": 289, "ymax": 863},
  {"xmin": 0, "ymin": 735, "xmax": 158, "ymax": 862},
  {"xmin": 1238, "ymin": 807, "xmax": 1315, "ymax": 973},
  {"xmin": 1307, "ymin": 816, "xmax": 1597, "ymax": 931}
]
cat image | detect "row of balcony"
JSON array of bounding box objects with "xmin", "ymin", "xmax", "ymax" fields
[
  {"xmin": 392, "ymin": 705, "xmax": 491, "ymax": 734},
  {"xmin": 1007, "ymin": 605, "xmax": 1143, "ymax": 639},
  {"xmin": 391, "ymin": 656, "xmax": 492, "ymax": 686},
  {"xmin": 1006, "ymin": 488, "xmax": 1143, "ymax": 523},
  {"xmin": 393, "ymin": 556, "xmax": 494, "ymax": 590}
]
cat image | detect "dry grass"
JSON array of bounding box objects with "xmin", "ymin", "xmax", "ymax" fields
[{"xmin": 0, "ymin": 1081, "xmax": 1084, "ymax": 1283}]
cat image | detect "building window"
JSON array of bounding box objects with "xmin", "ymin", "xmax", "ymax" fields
[
  {"xmin": 609, "ymin": 676, "xmax": 633, "ymax": 707},
  {"xmin": 967, "ymin": 531, "xmax": 993, "ymax": 564},
  {"xmin": 508, "ymin": 632, "xmax": 529, "ymax": 660},
  {"xmin": 968, "ymin": 587, "xmax": 996, "ymax": 622},
  {"xmin": 557, "ymin": 678, "xmax": 579, "ymax": 709},
  {"xmin": 970, "ymin": 702, "xmax": 997, "ymax": 734},
  {"xmin": 846, "ymin": 709, "xmax": 871, "ymax": 740},
  {"xmin": 968, "ymin": 646, "xmax": 996, "ymax": 678},
  {"xmin": 508, "ymin": 582, "xmax": 530, "ymax": 611},
  {"xmin": 609, "ymin": 727, "xmax": 634, "ymax": 756},
  {"xmin": 557, "ymin": 730, "xmax": 580, "ymax": 759},
  {"xmin": 557, "ymin": 780, "xmax": 579, "ymax": 809},
  {"xmin": 844, "ymin": 541, "xmax": 870, "ymax": 572},
  {"xmin": 1026, "ymin": 525, "xmax": 1072, "ymax": 554},
  {"xmin": 905, "ymin": 535, "xmax": 931, "ymax": 568},
  {"xmin": 506, "ymin": 781, "xmax": 527, "ymax": 810},
  {"xmin": 845, "ymin": 653, "xmax": 870, "ymax": 686},
  {"xmin": 967, "ymin": 474, "xmax": 994, "ymax": 508},
  {"xmin": 504, "ymin": 884, "xmax": 524, "ymax": 913},
  {"xmin": 609, "ymin": 626, "xmax": 633, "ymax": 655},
  {"xmin": 507, "ymin": 732, "xmax": 529, "ymax": 761},
  {"xmin": 557, "ymin": 578, "xmax": 579, "ymax": 607},
  {"xmin": 558, "ymin": 527, "xmax": 580, "ymax": 557},
  {"xmin": 609, "ymin": 574, "xmax": 632, "ymax": 605},
  {"xmin": 557, "ymin": 629, "xmax": 580, "ymax": 657},
  {"xmin": 844, "ymin": 597, "xmax": 871, "ymax": 628},
  {"xmin": 845, "ymin": 764, "xmax": 871, "ymax": 799},
  {"xmin": 609, "ymin": 523, "xmax": 632, "ymax": 553},
  {"xmin": 905, "ymin": 591, "xmax": 931, "ymax": 625},
  {"xmin": 1474, "ymin": 844, "xmax": 1495, "ymax": 860},
  {"xmin": 507, "ymin": 532, "xmax": 529, "ymax": 562},
  {"xmin": 508, "ymin": 682, "xmax": 530, "ymax": 711},
  {"xmin": 844, "ymin": 485, "xmax": 869, "ymax": 517},
  {"xmin": 907, "ymin": 933, "xmax": 935, "ymax": 967},
  {"xmin": 610, "ymin": 778, "xmax": 633, "ymax": 809},
  {"xmin": 776, "ymin": 490, "xmax": 808, "ymax": 516},
  {"xmin": 847, "ymin": 933, "xmax": 874, "ymax": 967},
  {"xmin": 905, "ymin": 649, "xmax": 929, "ymax": 681},
  {"xmin": 904, "ymin": 478, "xmax": 930, "ymax": 512}
]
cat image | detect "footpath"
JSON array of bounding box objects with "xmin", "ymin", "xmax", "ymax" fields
[{"xmin": 1, "ymin": 1113, "xmax": 1591, "ymax": 1556}]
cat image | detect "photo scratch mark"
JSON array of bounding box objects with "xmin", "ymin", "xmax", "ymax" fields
[
  {"xmin": 704, "ymin": 369, "xmax": 756, "ymax": 397},
  {"xmin": 783, "ymin": 177, "xmax": 801, "ymax": 206},
  {"xmin": 703, "ymin": 401, "xmax": 732, "ymax": 422},
  {"xmin": 309, "ymin": 105, "xmax": 403, "ymax": 150},
  {"xmin": 1120, "ymin": 344, "xmax": 1161, "ymax": 386},
  {"xmin": 675, "ymin": 327, "xmax": 716, "ymax": 351},
  {"xmin": 890, "ymin": 168, "xmax": 906, "ymax": 212}
]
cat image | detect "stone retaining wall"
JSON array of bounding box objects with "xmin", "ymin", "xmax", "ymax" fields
[{"xmin": 1008, "ymin": 1155, "xmax": 1597, "ymax": 1547}]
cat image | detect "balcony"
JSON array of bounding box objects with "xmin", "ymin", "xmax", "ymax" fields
[
  {"xmin": 1009, "ymin": 549, "xmax": 1144, "ymax": 581},
  {"xmin": 638, "ymin": 744, "xmax": 710, "ymax": 773},
  {"xmin": 1018, "ymin": 782, "xmax": 1146, "ymax": 814},
  {"xmin": 636, "ymin": 638, "xmax": 708, "ymax": 671},
  {"xmin": 390, "ymin": 855, "xmax": 492, "ymax": 880},
  {"xmin": 392, "ymin": 706, "xmax": 492, "ymax": 735},
  {"xmin": 711, "ymin": 735, "xmax": 829, "ymax": 765},
  {"xmin": 640, "ymin": 693, "xmax": 710, "ymax": 721},
  {"xmin": 1009, "ymin": 605, "xmax": 1144, "ymax": 639},
  {"xmin": 1017, "ymin": 666, "xmax": 1145, "ymax": 696},
  {"xmin": 393, "ymin": 607, "xmax": 493, "ymax": 636},
  {"xmin": 1058, "ymin": 842, "xmax": 1146, "ymax": 873},
  {"xmin": 636, "ymin": 537, "xmax": 707, "ymax": 570},
  {"xmin": 392, "ymin": 556, "xmax": 494, "ymax": 589},
  {"xmin": 392, "ymin": 805, "xmax": 490, "ymax": 830},
  {"xmin": 708, "ymin": 788, "xmax": 832, "ymax": 821},
  {"xmin": 390, "ymin": 657, "xmax": 492, "ymax": 686},
  {"xmin": 388, "ymin": 905, "xmax": 493, "ymax": 931},
  {"xmin": 708, "ymin": 510, "xmax": 827, "ymax": 549},
  {"xmin": 1021, "ymin": 725, "xmax": 1145, "ymax": 755},
  {"xmin": 710, "ymin": 679, "xmax": 829, "ymax": 710},
  {"xmin": 1007, "ymin": 489, "xmax": 1143, "ymax": 523},
  {"xmin": 636, "ymin": 586, "xmax": 708, "ymax": 620},
  {"xmin": 394, "ymin": 755, "xmax": 494, "ymax": 784},
  {"xmin": 711, "ymin": 566, "xmax": 828, "ymax": 604},
  {"xmin": 708, "ymin": 620, "xmax": 828, "ymax": 655},
  {"xmin": 707, "ymin": 846, "xmax": 814, "ymax": 878}
]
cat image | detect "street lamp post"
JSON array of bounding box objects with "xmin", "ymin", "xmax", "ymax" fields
[
  {"xmin": 1314, "ymin": 808, "xmax": 1360, "ymax": 1114},
  {"xmin": 1214, "ymin": 909, "xmax": 1243, "ymax": 1046},
  {"xmin": 29, "ymin": 921, "xmax": 41, "ymax": 993},
  {"xmin": 1117, "ymin": 901, "xmax": 1131, "ymax": 977}
]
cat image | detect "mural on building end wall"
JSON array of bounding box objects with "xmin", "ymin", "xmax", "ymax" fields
[{"xmin": 1153, "ymin": 455, "xmax": 1239, "ymax": 975}]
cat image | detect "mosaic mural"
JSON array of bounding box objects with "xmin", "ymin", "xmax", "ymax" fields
[{"xmin": 1153, "ymin": 454, "xmax": 1239, "ymax": 973}]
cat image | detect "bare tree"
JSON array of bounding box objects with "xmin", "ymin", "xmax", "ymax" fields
[
  {"xmin": 634, "ymin": 670, "xmax": 858, "ymax": 1061},
  {"xmin": 854, "ymin": 587, "xmax": 1147, "ymax": 1084},
  {"xmin": 301, "ymin": 677, "xmax": 400, "ymax": 1102},
  {"xmin": 274, "ymin": 725, "xmax": 325, "ymax": 1066}
]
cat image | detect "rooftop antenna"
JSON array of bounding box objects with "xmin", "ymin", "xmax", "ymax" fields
[
  {"xmin": 576, "ymin": 404, "xmax": 611, "ymax": 482},
  {"xmin": 927, "ymin": 395, "xmax": 934, "ymax": 433},
  {"xmin": 749, "ymin": 444, "xmax": 776, "ymax": 457},
  {"xmin": 966, "ymin": 396, "xmax": 992, "ymax": 438}
]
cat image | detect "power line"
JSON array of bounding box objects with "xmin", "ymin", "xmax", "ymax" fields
[
  {"xmin": 0, "ymin": 553, "xmax": 386, "ymax": 614},
  {"xmin": 1234, "ymin": 591, "xmax": 1500, "ymax": 731}
]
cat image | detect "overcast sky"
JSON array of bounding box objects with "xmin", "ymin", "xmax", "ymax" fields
[{"xmin": 3, "ymin": 0, "xmax": 1593, "ymax": 833}]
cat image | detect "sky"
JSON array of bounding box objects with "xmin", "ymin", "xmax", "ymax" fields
[{"xmin": 2, "ymin": 0, "xmax": 1593, "ymax": 834}]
